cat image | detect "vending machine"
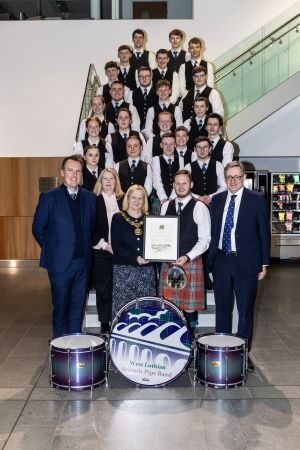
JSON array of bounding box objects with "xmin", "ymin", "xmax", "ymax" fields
[
  {"xmin": 244, "ymin": 170, "xmax": 269, "ymax": 200},
  {"xmin": 270, "ymin": 172, "xmax": 300, "ymax": 258}
]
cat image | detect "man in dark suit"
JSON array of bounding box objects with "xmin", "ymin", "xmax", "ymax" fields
[
  {"xmin": 208, "ymin": 161, "xmax": 270, "ymax": 368},
  {"xmin": 32, "ymin": 155, "xmax": 96, "ymax": 337}
]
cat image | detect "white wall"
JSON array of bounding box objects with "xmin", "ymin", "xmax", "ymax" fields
[{"xmin": 0, "ymin": 0, "xmax": 299, "ymax": 156}]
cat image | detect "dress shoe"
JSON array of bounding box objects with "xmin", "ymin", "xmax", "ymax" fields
[
  {"xmin": 101, "ymin": 323, "xmax": 110, "ymax": 334},
  {"xmin": 247, "ymin": 356, "xmax": 255, "ymax": 372}
]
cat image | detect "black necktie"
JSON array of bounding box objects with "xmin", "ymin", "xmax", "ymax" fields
[
  {"xmin": 195, "ymin": 89, "xmax": 200, "ymax": 98},
  {"xmin": 115, "ymin": 102, "xmax": 119, "ymax": 110},
  {"xmin": 177, "ymin": 202, "xmax": 183, "ymax": 215},
  {"xmin": 143, "ymin": 88, "xmax": 147, "ymax": 100},
  {"xmin": 161, "ymin": 70, "xmax": 165, "ymax": 78},
  {"xmin": 136, "ymin": 52, "xmax": 141, "ymax": 59},
  {"xmin": 92, "ymin": 170, "xmax": 97, "ymax": 178},
  {"xmin": 198, "ymin": 119, "xmax": 203, "ymax": 130},
  {"xmin": 180, "ymin": 151, "xmax": 184, "ymax": 158},
  {"xmin": 173, "ymin": 51, "xmax": 178, "ymax": 58},
  {"xmin": 130, "ymin": 160, "xmax": 136, "ymax": 173},
  {"xmin": 168, "ymin": 158, "xmax": 172, "ymax": 169},
  {"xmin": 162, "ymin": 103, "xmax": 167, "ymax": 111},
  {"xmin": 194, "ymin": 61, "xmax": 198, "ymax": 67},
  {"xmin": 123, "ymin": 68, "xmax": 127, "ymax": 78},
  {"xmin": 222, "ymin": 195, "xmax": 237, "ymax": 255},
  {"xmin": 202, "ymin": 163, "xmax": 207, "ymax": 174},
  {"xmin": 123, "ymin": 133, "xmax": 127, "ymax": 141},
  {"xmin": 70, "ymin": 193, "xmax": 76, "ymax": 200}
]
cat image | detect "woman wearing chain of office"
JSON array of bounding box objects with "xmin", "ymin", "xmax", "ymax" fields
[{"xmin": 110, "ymin": 184, "xmax": 156, "ymax": 317}]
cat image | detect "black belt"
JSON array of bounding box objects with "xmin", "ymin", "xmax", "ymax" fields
[{"xmin": 218, "ymin": 249, "xmax": 237, "ymax": 256}]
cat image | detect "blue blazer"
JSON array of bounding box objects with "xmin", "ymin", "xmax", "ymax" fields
[
  {"xmin": 208, "ymin": 188, "xmax": 270, "ymax": 275},
  {"xmin": 32, "ymin": 185, "xmax": 96, "ymax": 274}
]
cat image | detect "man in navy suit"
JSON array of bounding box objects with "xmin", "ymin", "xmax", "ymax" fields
[
  {"xmin": 32, "ymin": 155, "xmax": 96, "ymax": 337},
  {"xmin": 208, "ymin": 161, "xmax": 270, "ymax": 368}
]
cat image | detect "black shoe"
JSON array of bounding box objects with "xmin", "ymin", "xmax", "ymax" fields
[
  {"xmin": 247, "ymin": 356, "xmax": 255, "ymax": 372},
  {"xmin": 101, "ymin": 323, "xmax": 110, "ymax": 334}
]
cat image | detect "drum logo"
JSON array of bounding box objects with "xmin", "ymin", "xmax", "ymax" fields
[
  {"xmin": 110, "ymin": 304, "xmax": 192, "ymax": 386},
  {"xmin": 77, "ymin": 362, "xmax": 86, "ymax": 369},
  {"xmin": 211, "ymin": 361, "xmax": 221, "ymax": 367}
]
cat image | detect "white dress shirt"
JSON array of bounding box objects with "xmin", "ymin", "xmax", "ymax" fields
[
  {"xmin": 161, "ymin": 194, "xmax": 211, "ymax": 260},
  {"xmin": 105, "ymin": 130, "xmax": 147, "ymax": 164},
  {"xmin": 178, "ymin": 59, "xmax": 215, "ymax": 98},
  {"xmin": 144, "ymin": 102, "xmax": 183, "ymax": 140},
  {"xmin": 218, "ymin": 187, "xmax": 244, "ymax": 251},
  {"xmin": 93, "ymin": 192, "xmax": 120, "ymax": 249},
  {"xmin": 73, "ymin": 138, "xmax": 114, "ymax": 168}
]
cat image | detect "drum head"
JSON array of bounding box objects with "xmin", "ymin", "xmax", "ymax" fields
[
  {"xmin": 50, "ymin": 334, "xmax": 104, "ymax": 350},
  {"xmin": 198, "ymin": 333, "xmax": 245, "ymax": 348},
  {"xmin": 110, "ymin": 298, "xmax": 192, "ymax": 386}
]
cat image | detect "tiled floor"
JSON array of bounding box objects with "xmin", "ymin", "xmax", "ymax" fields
[{"xmin": 0, "ymin": 262, "xmax": 300, "ymax": 449}]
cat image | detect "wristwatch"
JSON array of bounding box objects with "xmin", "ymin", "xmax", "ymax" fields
[{"xmin": 185, "ymin": 254, "xmax": 191, "ymax": 262}]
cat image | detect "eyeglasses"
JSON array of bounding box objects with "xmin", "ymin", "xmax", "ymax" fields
[
  {"xmin": 138, "ymin": 75, "xmax": 151, "ymax": 79},
  {"xmin": 64, "ymin": 168, "xmax": 82, "ymax": 175},
  {"xmin": 225, "ymin": 175, "xmax": 243, "ymax": 182}
]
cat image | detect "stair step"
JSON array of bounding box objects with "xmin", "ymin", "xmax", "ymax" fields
[{"xmin": 86, "ymin": 290, "xmax": 215, "ymax": 306}]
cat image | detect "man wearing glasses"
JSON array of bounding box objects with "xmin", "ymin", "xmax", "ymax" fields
[
  {"xmin": 208, "ymin": 161, "xmax": 270, "ymax": 370},
  {"xmin": 32, "ymin": 155, "xmax": 96, "ymax": 337}
]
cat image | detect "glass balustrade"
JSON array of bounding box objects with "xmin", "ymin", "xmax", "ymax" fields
[
  {"xmin": 215, "ymin": 15, "xmax": 300, "ymax": 120},
  {"xmin": 75, "ymin": 64, "xmax": 101, "ymax": 141}
]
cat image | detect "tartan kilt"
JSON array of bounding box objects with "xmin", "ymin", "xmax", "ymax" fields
[{"xmin": 158, "ymin": 257, "xmax": 205, "ymax": 312}]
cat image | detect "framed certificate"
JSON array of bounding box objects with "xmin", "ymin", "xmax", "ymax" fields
[{"xmin": 143, "ymin": 215, "xmax": 179, "ymax": 262}]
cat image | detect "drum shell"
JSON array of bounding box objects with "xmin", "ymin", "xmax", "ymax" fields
[
  {"xmin": 49, "ymin": 333, "xmax": 106, "ymax": 391},
  {"xmin": 195, "ymin": 333, "xmax": 246, "ymax": 389},
  {"xmin": 109, "ymin": 297, "xmax": 192, "ymax": 387}
]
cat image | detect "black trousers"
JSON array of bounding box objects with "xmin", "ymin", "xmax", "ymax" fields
[{"xmin": 92, "ymin": 249, "xmax": 113, "ymax": 324}]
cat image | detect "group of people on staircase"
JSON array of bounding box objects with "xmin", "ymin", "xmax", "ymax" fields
[{"xmin": 32, "ymin": 28, "xmax": 270, "ymax": 371}]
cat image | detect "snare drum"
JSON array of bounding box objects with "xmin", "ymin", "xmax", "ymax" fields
[
  {"xmin": 49, "ymin": 334, "xmax": 106, "ymax": 391},
  {"xmin": 195, "ymin": 333, "xmax": 247, "ymax": 389},
  {"xmin": 109, "ymin": 297, "xmax": 192, "ymax": 387}
]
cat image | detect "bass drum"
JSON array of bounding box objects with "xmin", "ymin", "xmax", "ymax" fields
[
  {"xmin": 109, "ymin": 297, "xmax": 192, "ymax": 387},
  {"xmin": 49, "ymin": 333, "xmax": 106, "ymax": 391},
  {"xmin": 195, "ymin": 333, "xmax": 247, "ymax": 389}
]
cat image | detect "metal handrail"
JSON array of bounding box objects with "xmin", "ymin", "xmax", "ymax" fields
[{"xmin": 215, "ymin": 13, "xmax": 300, "ymax": 81}]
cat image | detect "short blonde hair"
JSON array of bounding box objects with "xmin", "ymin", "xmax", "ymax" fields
[
  {"xmin": 93, "ymin": 168, "xmax": 124, "ymax": 199},
  {"xmin": 122, "ymin": 184, "xmax": 149, "ymax": 215}
]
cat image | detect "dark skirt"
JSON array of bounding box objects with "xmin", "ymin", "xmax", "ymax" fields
[{"xmin": 112, "ymin": 264, "xmax": 157, "ymax": 318}]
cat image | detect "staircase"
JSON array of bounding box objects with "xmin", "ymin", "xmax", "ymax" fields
[{"xmin": 83, "ymin": 289, "xmax": 217, "ymax": 334}]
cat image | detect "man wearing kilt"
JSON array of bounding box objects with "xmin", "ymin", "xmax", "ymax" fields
[{"xmin": 158, "ymin": 169, "xmax": 211, "ymax": 335}]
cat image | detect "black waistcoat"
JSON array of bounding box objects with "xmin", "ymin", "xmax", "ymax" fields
[
  {"xmin": 106, "ymin": 101, "xmax": 130, "ymax": 127},
  {"xmin": 81, "ymin": 139, "xmax": 106, "ymax": 169},
  {"xmin": 188, "ymin": 117, "xmax": 208, "ymax": 148},
  {"xmin": 181, "ymin": 86, "xmax": 212, "ymax": 122},
  {"xmin": 132, "ymin": 87, "xmax": 158, "ymax": 129},
  {"xmin": 166, "ymin": 198, "xmax": 198, "ymax": 255},
  {"xmin": 159, "ymin": 155, "xmax": 180, "ymax": 198},
  {"xmin": 152, "ymin": 68, "xmax": 173, "ymax": 90},
  {"xmin": 210, "ymin": 138, "xmax": 226, "ymax": 163},
  {"xmin": 184, "ymin": 59, "xmax": 208, "ymax": 91},
  {"xmin": 118, "ymin": 66, "xmax": 137, "ymax": 90},
  {"xmin": 190, "ymin": 160, "xmax": 218, "ymax": 195},
  {"xmin": 153, "ymin": 103, "xmax": 176, "ymax": 135},
  {"xmin": 167, "ymin": 49, "xmax": 186, "ymax": 73},
  {"xmin": 130, "ymin": 51, "xmax": 150, "ymax": 70},
  {"xmin": 118, "ymin": 160, "xmax": 148, "ymax": 193}
]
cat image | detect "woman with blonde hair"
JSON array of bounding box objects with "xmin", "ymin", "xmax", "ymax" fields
[
  {"xmin": 111, "ymin": 184, "xmax": 156, "ymax": 317},
  {"xmin": 92, "ymin": 168, "xmax": 124, "ymax": 333}
]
